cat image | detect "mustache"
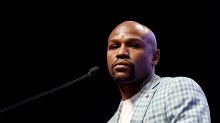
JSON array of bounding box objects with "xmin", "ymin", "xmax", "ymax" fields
[{"xmin": 112, "ymin": 59, "xmax": 133, "ymax": 68}]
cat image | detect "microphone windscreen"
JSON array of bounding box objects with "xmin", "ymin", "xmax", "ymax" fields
[{"xmin": 88, "ymin": 66, "xmax": 100, "ymax": 76}]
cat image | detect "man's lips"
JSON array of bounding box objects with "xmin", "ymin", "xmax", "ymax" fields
[
  {"xmin": 113, "ymin": 60, "xmax": 131, "ymax": 67},
  {"xmin": 112, "ymin": 60, "xmax": 132, "ymax": 71}
]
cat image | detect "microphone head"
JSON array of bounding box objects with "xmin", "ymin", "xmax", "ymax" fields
[{"xmin": 88, "ymin": 66, "xmax": 100, "ymax": 76}]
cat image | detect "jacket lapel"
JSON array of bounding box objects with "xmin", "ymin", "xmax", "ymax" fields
[
  {"xmin": 130, "ymin": 75, "xmax": 160, "ymax": 123},
  {"xmin": 110, "ymin": 101, "xmax": 122, "ymax": 123}
]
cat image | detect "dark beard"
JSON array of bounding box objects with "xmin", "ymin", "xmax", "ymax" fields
[{"xmin": 112, "ymin": 65, "xmax": 135, "ymax": 83}]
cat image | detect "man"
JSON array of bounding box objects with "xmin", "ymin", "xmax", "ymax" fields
[{"xmin": 107, "ymin": 21, "xmax": 210, "ymax": 123}]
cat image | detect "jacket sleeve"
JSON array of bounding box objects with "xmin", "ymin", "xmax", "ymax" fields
[{"xmin": 165, "ymin": 77, "xmax": 211, "ymax": 123}]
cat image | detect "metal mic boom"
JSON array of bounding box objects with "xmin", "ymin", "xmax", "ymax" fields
[{"xmin": 0, "ymin": 66, "xmax": 100, "ymax": 114}]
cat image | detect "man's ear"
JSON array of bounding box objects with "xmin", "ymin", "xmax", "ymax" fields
[{"xmin": 152, "ymin": 49, "xmax": 160, "ymax": 65}]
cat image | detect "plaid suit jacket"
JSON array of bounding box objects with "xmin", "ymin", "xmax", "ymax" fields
[{"xmin": 107, "ymin": 75, "xmax": 211, "ymax": 123}]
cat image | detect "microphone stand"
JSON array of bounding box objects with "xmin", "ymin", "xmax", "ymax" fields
[{"xmin": 0, "ymin": 66, "xmax": 99, "ymax": 114}]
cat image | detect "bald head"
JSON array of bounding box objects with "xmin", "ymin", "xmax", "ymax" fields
[
  {"xmin": 108, "ymin": 21, "xmax": 157, "ymax": 49},
  {"xmin": 107, "ymin": 20, "xmax": 160, "ymax": 88}
]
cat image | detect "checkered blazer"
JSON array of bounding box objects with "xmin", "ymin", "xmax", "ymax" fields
[{"xmin": 107, "ymin": 75, "xmax": 211, "ymax": 123}]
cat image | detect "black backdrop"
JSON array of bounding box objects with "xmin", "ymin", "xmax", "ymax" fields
[{"xmin": 0, "ymin": 1, "xmax": 219, "ymax": 122}]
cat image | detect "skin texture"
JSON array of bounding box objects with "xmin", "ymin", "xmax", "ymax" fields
[{"xmin": 107, "ymin": 21, "xmax": 160, "ymax": 100}]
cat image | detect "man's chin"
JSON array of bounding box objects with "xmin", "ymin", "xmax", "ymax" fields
[
  {"xmin": 113, "ymin": 76, "xmax": 134, "ymax": 83},
  {"xmin": 112, "ymin": 70, "xmax": 135, "ymax": 83}
]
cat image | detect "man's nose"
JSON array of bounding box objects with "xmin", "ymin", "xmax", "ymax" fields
[{"xmin": 116, "ymin": 45, "xmax": 130, "ymax": 59}]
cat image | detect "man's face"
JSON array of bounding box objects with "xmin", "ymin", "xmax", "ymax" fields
[{"xmin": 107, "ymin": 24, "xmax": 154, "ymax": 83}]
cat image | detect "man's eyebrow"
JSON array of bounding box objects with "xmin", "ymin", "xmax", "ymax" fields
[
  {"xmin": 108, "ymin": 39, "xmax": 119, "ymax": 43},
  {"xmin": 109, "ymin": 38, "xmax": 143, "ymax": 43},
  {"xmin": 126, "ymin": 38, "xmax": 142, "ymax": 42}
]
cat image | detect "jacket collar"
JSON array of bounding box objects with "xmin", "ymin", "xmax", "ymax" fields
[{"xmin": 114, "ymin": 74, "xmax": 161, "ymax": 123}]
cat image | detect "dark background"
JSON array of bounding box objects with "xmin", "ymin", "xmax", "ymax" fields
[{"xmin": 0, "ymin": 1, "xmax": 219, "ymax": 122}]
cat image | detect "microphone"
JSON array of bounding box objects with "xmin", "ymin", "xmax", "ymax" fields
[
  {"xmin": 0, "ymin": 66, "xmax": 100, "ymax": 114},
  {"xmin": 87, "ymin": 66, "xmax": 100, "ymax": 76}
]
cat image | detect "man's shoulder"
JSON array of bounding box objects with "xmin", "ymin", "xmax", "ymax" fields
[
  {"xmin": 153, "ymin": 75, "xmax": 207, "ymax": 106},
  {"xmin": 157, "ymin": 76, "xmax": 202, "ymax": 90}
]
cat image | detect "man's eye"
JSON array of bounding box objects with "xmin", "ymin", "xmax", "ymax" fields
[
  {"xmin": 109, "ymin": 44, "xmax": 119, "ymax": 49},
  {"xmin": 129, "ymin": 43, "xmax": 140, "ymax": 48}
]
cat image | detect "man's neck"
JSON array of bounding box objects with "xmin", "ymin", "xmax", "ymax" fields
[
  {"xmin": 119, "ymin": 82, "xmax": 140, "ymax": 101},
  {"xmin": 119, "ymin": 74, "xmax": 153, "ymax": 101}
]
